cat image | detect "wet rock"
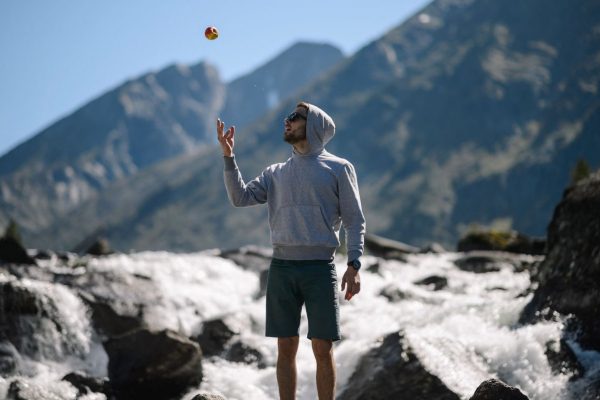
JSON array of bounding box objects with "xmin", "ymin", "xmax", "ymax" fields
[
  {"xmin": 191, "ymin": 393, "xmax": 227, "ymax": 400},
  {"xmin": 520, "ymin": 173, "xmax": 600, "ymax": 351},
  {"xmin": 0, "ymin": 341, "xmax": 21, "ymax": 375},
  {"xmin": 544, "ymin": 339, "xmax": 583, "ymax": 380},
  {"xmin": 365, "ymin": 261, "xmax": 381, "ymax": 274},
  {"xmin": 85, "ymin": 238, "xmax": 113, "ymax": 256},
  {"xmin": 219, "ymin": 245, "xmax": 272, "ymax": 274},
  {"xmin": 338, "ymin": 331, "xmax": 460, "ymax": 400},
  {"xmin": 365, "ymin": 233, "xmax": 419, "ymax": 260},
  {"xmin": 104, "ymin": 328, "xmax": 203, "ymax": 400},
  {"xmin": 453, "ymin": 251, "xmax": 536, "ymax": 274},
  {"xmin": 62, "ymin": 371, "xmax": 111, "ymax": 397},
  {"xmin": 414, "ymin": 275, "xmax": 448, "ymax": 291},
  {"xmin": 457, "ymin": 230, "xmax": 545, "ymax": 255},
  {"xmin": 225, "ymin": 340, "xmax": 267, "ymax": 369},
  {"xmin": 420, "ymin": 243, "xmax": 446, "ymax": 253},
  {"xmin": 79, "ymin": 291, "xmax": 145, "ymax": 337},
  {"xmin": 468, "ymin": 378, "xmax": 529, "ymax": 399},
  {"xmin": 192, "ymin": 318, "xmax": 237, "ymax": 356},
  {"xmin": 0, "ymin": 237, "xmax": 36, "ymax": 265},
  {"xmin": 379, "ymin": 284, "xmax": 410, "ymax": 302}
]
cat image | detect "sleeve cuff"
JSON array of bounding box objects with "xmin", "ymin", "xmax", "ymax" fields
[
  {"xmin": 347, "ymin": 251, "xmax": 362, "ymax": 264},
  {"xmin": 223, "ymin": 155, "xmax": 237, "ymax": 171}
]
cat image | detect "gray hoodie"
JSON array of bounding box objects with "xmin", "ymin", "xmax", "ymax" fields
[{"xmin": 223, "ymin": 103, "xmax": 366, "ymax": 262}]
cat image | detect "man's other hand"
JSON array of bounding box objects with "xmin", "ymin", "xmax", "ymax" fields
[{"xmin": 341, "ymin": 267, "xmax": 360, "ymax": 301}]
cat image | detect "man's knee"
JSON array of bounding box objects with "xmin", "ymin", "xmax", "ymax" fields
[
  {"xmin": 278, "ymin": 336, "xmax": 299, "ymax": 359},
  {"xmin": 311, "ymin": 338, "xmax": 333, "ymax": 360}
]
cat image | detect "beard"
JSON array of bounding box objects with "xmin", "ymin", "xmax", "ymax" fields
[{"xmin": 283, "ymin": 127, "xmax": 307, "ymax": 144}]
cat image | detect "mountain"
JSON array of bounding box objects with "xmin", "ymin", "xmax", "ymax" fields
[
  {"xmin": 222, "ymin": 42, "xmax": 344, "ymax": 128},
  {"xmin": 0, "ymin": 43, "xmax": 345, "ymax": 236},
  {"xmin": 11, "ymin": 0, "xmax": 600, "ymax": 251}
]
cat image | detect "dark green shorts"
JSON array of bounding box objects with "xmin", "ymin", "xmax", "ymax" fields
[{"xmin": 266, "ymin": 258, "xmax": 341, "ymax": 341}]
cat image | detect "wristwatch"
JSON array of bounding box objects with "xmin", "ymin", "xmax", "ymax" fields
[{"xmin": 347, "ymin": 259, "xmax": 361, "ymax": 272}]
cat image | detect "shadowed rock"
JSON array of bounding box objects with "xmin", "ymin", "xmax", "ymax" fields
[
  {"xmin": 468, "ymin": 378, "xmax": 529, "ymax": 400},
  {"xmin": 338, "ymin": 331, "xmax": 460, "ymax": 400},
  {"xmin": 225, "ymin": 340, "xmax": 267, "ymax": 369},
  {"xmin": 104, "ymin": 328, "xmax": 203, "ymax": 400},
  {"xmin": 457, "ymin": 230, "xmax": 545, "ymax": 255},
  {"xmin": 414, "ymin": 275, "xmax": 448, "ymax": 291},
  {"xmin": 365, "ymin": 233, "xmax": 419, "ymax": 260},
  {"xmin": 62, "ymin": 372, "xmax": 111, "ymax": 397},
  {"xmin": 191, "ymin": 393, "xmax": 227, "ymax": 400},
  {"xmin": 0, "ymin": 237, "xmax": 36, "ymax": 265},
  {"xmin": 192, "ymin": 318, "xmax": 237, "ymax": 356},
  {"xmin": 520, "ymin": 173, "xmax": 600, "ymax": 351}
]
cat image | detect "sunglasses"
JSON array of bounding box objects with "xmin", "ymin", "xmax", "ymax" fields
[{"xmin": 285, "ymin": 111, "xmax": 307, "ymax": 122}]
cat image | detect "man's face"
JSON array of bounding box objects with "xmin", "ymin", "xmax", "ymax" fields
[{"xmin": 283, "ymin": 106, "xmax": 307, "ymax": 145}]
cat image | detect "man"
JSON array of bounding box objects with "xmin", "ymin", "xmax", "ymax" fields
[{"xmin": 217, "ymin": 101, "xmax": 366, "ymax": 400}]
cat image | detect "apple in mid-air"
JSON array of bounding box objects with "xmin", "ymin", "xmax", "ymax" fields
[{"xmin": 205, "ymin": 26, "xmax": 219, "ymax": 40}]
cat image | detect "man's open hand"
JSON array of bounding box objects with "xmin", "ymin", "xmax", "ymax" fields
[
  {"xmin": 341, "ymin": 267, "xmax": 361, "ymax": 301},
  {"xmin": 217, "ymin": 118, "xmax": 235, "ymax": 157}
]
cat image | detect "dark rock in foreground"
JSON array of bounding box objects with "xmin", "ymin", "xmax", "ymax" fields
[
  {"xmin": 520, "ymin": 173, "xmax": 600, "ymax": 351},
  {"xmin": 79, "ymin": 291, "xmax": 146, "ymax": 338},
  {"xmin": 338, "ymin": 331, "xmax": 460, "ymax": 400},
  {"xmin": 0, "ymin": 237, "xmax": 36, "ymax": 265},
  {"xmin": 104, "ymin": 328, "xmax": 203, "ymax": 400},
  {"xmin": 468, "ymin": 378, "xmax": 529, "ymax": 399}
]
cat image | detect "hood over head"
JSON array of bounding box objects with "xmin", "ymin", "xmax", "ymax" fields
[{"xmin": 295, "ymin": 103, "xmax": 335, "ymax": 156}]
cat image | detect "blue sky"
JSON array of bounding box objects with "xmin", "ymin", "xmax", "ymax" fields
[{"xmin": 0, "ymin": 0, "xmax": 431, "ymax": 157}]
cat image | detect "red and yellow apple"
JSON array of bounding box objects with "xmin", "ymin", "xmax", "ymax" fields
[{"xmin": 204, "ymin": 26, "xmax": 219, "ymax": 40}]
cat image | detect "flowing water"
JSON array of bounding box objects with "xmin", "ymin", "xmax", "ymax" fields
[{"xmin": 1, "ymin": 250, "xmax": 598, "ymax": 399}]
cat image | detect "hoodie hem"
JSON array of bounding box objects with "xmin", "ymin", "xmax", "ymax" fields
[{"xmin": 272, "ymin": 245, "xmax": 336, "ymax": 261}]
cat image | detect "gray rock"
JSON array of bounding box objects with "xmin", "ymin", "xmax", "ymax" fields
[
  {"xmin": 104, "ymin": 328, "xmax": 203, "ymax": 400},
  {"xmin": 468, "ymin": 378, "xmax": 529, "ymax": 400},
  {"xmin": 364, "ymin": 233, "xmax": 419, "ymax": 259},
  {"xmin": 225, "ymin": 340, "xmax": 267, "ymax": 369},
  {"xmin": 414, "ymin": 275, "xmax": 448, "ymax": 291},
  {"xmin": 192, "ymin": 318, "xmax": 237, "ymax": 357},
  {"xmin": 520, "ymin": 173, "xmax": 600, "ymax": 351},
  {"xmin": 338, "ymin": 331, "xmax": 460, "ymax": 400},
  {"xmin": 191, "ymin": 393, "xmax": 227, "ymax": 400}
]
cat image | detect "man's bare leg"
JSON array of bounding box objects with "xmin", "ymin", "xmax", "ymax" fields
[
  {"xmin": 311, "ymin": 338, "xmax": 335, "ymax": 400},
  {"xmin": 277, "ymin": 336, "xmax": 300, "ymax": 400}
]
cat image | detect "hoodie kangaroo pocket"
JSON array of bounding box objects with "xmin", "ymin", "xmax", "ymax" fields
[{"xmin": 271, "ymin": 205, "xmax": 337, "ymax": 246}]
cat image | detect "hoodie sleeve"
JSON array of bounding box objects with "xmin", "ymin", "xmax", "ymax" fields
[
  {"xmin": 338, "ymin": 162, "xmax": 366, "ymax": 262},
  {"xmin": 223, "ymin": 156, "xmax": 268, "ymax": 207}
]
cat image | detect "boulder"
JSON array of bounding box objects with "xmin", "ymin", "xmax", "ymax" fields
[
  {"xmin": 414, "ymin": 275, "xmax": 448, "ymax": 291},
  {"xmin": 104, "ymin": 328, "xmax": 203, "ymax": 400},
  {"xmin": 544, "ymin": 339, "xmax": 583, "ymax": 380},
  {"xmin": 520, "ymin": 173, "xmax": 600, "ymax": 351},
  {"xmin": 468, "ymin": 378, "xmax": 529, "ymax": 400},
  {"xmin": 85, "ymin": 238, "xmax": 113, "ymax": 256},
  {"xmin": 191, "ymin": 394, "xmax": 227, "ymax": 400},
  {"xmin": 79, "ymin": 291, "xmax": 145, "ymax": 337},
  {"xmin": 62, "ymin": 371, "xmax": 111, "ymax": 397},
  {"xmin": 0, "ymin": 341, "xmax": 21, "ymax": 375},
  {"xmin": 192, "ymin": 318, "xmax": 237, "ymax": 356},
  {"xmin": 457, "ymin": 230, "xmax": 545, "ymax": 255},
  {"xmin": 364, "ymin": 233, "xmax": 419, "ymax": 260},
  {"xmin": 219, "ymin": 245, "xmax": 272, "ymax": 274},
  {"xmin": 0, "ymin": 237, "xmax": 36, "ymax": 265},
  {"xmin": 338, "ymin": 331, "xmax": 460, "ymax": 400},
  {"xmin": 420, "ymin": 242, "xmax": 447, "ymax": 253},
  {"xmin": 224, "ymin": 340, "xmax": 267, "ymax": 369},
  {"xmin": 379, "ymin": 284, "xmax": 411, "ymax": 302},
  {"xmin": 453, "ymin": 251, "xmax": 538, "ymax": 274}
]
